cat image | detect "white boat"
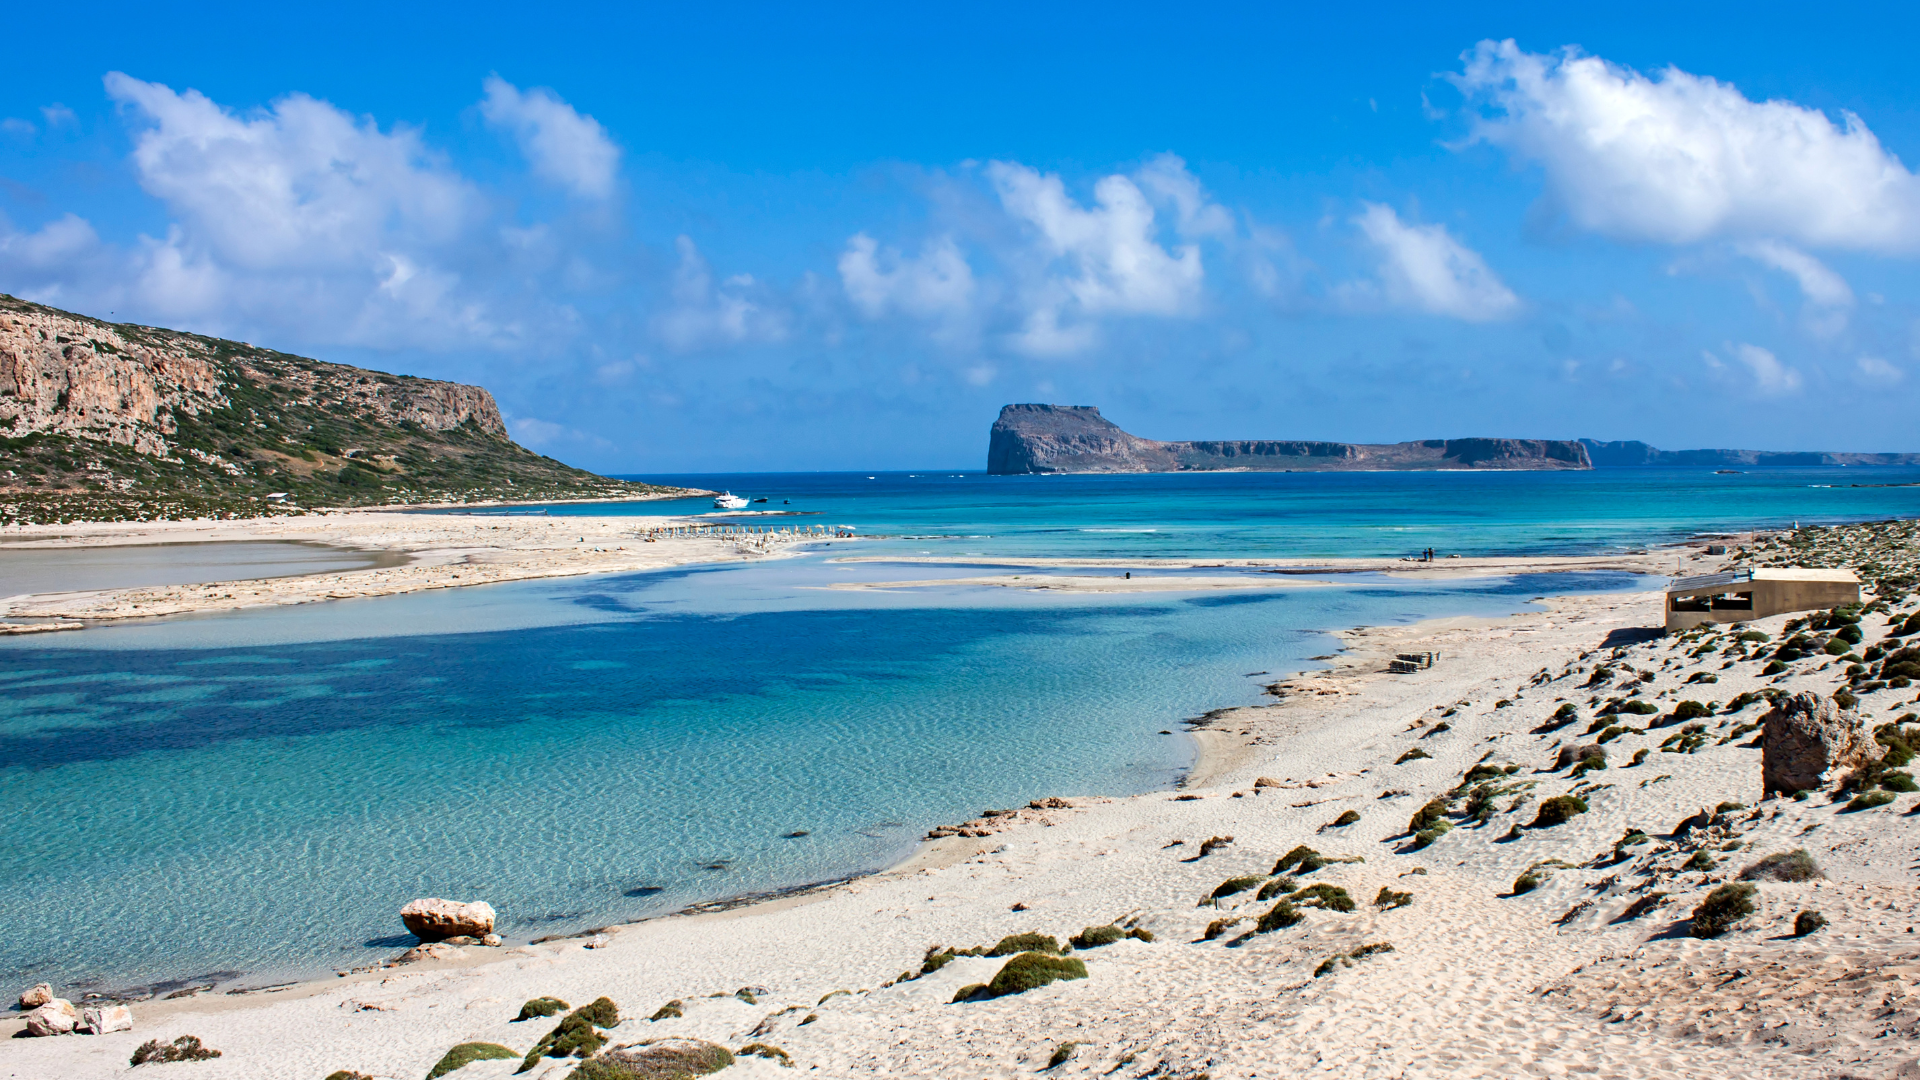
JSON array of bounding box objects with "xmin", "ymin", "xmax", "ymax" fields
[{"xmin": 713, "ymin": 492, "xmax": 749, "ymax": 509}]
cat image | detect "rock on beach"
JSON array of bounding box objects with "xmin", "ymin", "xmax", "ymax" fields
[
  {"xmin": 24, "ymin": 998, "xmax": 76, "ymax": 1036},
  {"xmin": 79, "ymin": 1005, "xmax": 132, "ymax": 1034},
  {"xmin": 400, "ymin": 898, "xmax": 495, "ymax": 941},
  {"xmin": 1762, "ymin": 691, "xmax": 1875, "ymax": 794},
  {"xmin": 18, "ymin": 982, "xmax": 53, "ymax": 1009}
]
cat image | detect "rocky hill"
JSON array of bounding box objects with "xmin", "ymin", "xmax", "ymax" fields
[
  {"xmin": 987, "ymin": 404, "xmax": 1592, "ymax": 475},
  {"xmin": 0, "ymin": 295, "xmax": 692, "ymax": 524},
  {"xmin": 1580, "ymin": 439, "xmax": 1920, "ymax": 468}
]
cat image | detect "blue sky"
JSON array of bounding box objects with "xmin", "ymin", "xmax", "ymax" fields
[{"xmin": 4, "ymin": 1, "xmax": 1920, "ymax": 472}]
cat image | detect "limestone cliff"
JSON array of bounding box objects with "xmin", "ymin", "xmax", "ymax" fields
[
  {"xmin": 987, "ymin": 405, "xmax": 1592, "ymax": 475},
  {"xmin": 0, "ymin": 295, "xmax": 687, "ymax": 523}
]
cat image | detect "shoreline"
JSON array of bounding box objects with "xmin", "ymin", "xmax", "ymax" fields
[
  {"xmin": 1, "ymin": 548, "xmax": 1675, "ymax": 998},
  {"xmin": 7, "ymin": 520, "xmax": 1918, "ymax": 1076},
  {"xmin": 14, "ymin": 555, "xmax": 1908, "ymax": 1077}
]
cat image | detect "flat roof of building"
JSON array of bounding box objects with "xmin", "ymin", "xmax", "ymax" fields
[{"xmin": 1666, "ymin": 566, "xmax": 1859, "ymax": 593}]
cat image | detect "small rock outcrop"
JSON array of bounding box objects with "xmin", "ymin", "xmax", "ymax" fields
[
  {"xmin": 24, "ymin": 998, "xmax": 77, "ymax": 1036},
  {"xmin": 396, "ymin": 942, "xmax": 466, "ymax": 964},
  {"xmin": 401, "ymin": 898, "xmax": 496, "ymax": 941},
  {"xmin": 18, "ymin": 982, "xmax": 53, "ymax": 1009},
  {"xmin": 79, "ymin": 1005, "xmax": 133, "ymax": 1035},
  {"xmin": 1762, "ymin": 692, "xmax": 1876, "ymax": 794}
]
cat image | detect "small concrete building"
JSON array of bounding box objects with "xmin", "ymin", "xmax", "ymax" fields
[{"xmin": 1664, "ymin": 567, "xmax": 1860, "ymax": 631}]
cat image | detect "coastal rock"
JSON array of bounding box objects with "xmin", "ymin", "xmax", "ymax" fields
[
  {"xmin": 1762, "ymin": 692, "xmax": 1875, "ymax": 794},
  {"xmin": 400, "ymin": 898, "xmax": 496, "ymax": 941},
  {"xmin": 396, "ymin": 942, "xmax": 466, "ymax": 964},
  {"xmin": 79, "ymin": 1005, "xmax": 133, "ymax": 1034},
  {"xmin": 24, "ymin": 998, "xmax": 76, "ymax": 1036},
  {"xmin": 18, "ymin": 982, "xmax": 53, "ymax": 1009},
  {"xmin": 480, "ymin": 933, "xmax": 503, "ymax": 947}
]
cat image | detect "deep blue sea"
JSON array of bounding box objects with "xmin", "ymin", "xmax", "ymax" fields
[{"xmin": 4, "ymin": 467, "xmax": 1918, "ymax": 992}]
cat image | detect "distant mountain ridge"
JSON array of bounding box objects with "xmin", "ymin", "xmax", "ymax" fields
[
  {"xmin": 986, "ymin": 404, "xmax": 1593, "ymax": 475},
  {"xmin": 1578, "ymin": 439, "xmax": 1920, "ymax": 468},
  {"xmin": 0, "ymin": 294, "xmax": 690, "ymax": 524}
]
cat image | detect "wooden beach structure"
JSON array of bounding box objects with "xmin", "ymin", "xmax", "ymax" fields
[{"xmin": 1663, "ymin": 567, "xmax": 1860, "ymax": 631}]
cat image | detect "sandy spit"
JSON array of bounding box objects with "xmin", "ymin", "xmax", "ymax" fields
[
  {"xmin": 0, "ymin": 510, "xmax": 820, "ymax": 622},
  {"xmin": 7, "ymin": 534, "xmax": 1918, "ymax": 1078}
]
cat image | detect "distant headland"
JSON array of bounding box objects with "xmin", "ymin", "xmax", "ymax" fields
[
  {"xmin": 0, "ymin": 295, "xmax": 695, "ymax": 524},
  {"xmin": 985, "ymin": 404, "xmax": 1591, "ymax": 475},
  {"xmin": 986, "ymin": 404, "xmax": 1920, "ymax": 476}
]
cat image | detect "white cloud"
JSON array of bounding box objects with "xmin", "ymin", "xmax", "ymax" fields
[
  {"xmin": 507, "ymin": 415, "xmax": 611, "ymax": 449},
  {"xmin": 1737, "ymin": 239, "xmax": 1853, "ymax": 336},
  {"xmin": 1454, "ymin": 40, "xmax": 1920, "ymax": 251},
  {"xmin": 1134, "ymin": 153, "xmax": 1235, "ymax": 240},
  {"xmin": 1736, "ymin": 240, "xmax": 1853, "ymax": 308},
  {"xmin": 1348, "ymin": 203, "xmax": 1520, "ymax": 321},
  {"xmin": 838, "ymin": 233, "xmax": 974, "ymax": 319},
  {"xmin": 654, "ymin": 235, "xmax": 784, "ymax": 351},
  {"xmin": 1, "ymin": 118, "xmax": 33, "ymax": 137},
  {"xmin": 105, "ymin": 72, "xmax": 474, "ymax": 271},
  {"xmin": 1728, "ymin": 342, "xmax": 1797, "ymax": 393},
  {"xmin": 988, "ymin": 160, "xmax": 1203, "ymax": 319},
  {"xmin": 479, "ymin": 76, "xmax": 619, "ymax": 199},
  {"xmin": 41, "ymin": 104, "xmax": 76, "ymax": 128},
  {"xmin": 0, "ymin": 74, "xmax": 565, "ymax": 350},
  {"xmin": 1856, "ymin": 355, "xmax": 1903, "ymax": 384}
]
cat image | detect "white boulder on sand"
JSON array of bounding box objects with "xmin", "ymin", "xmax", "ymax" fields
[
  {"xmin": 17, "ymin": 983, "xmax": 52, "ymax": 1010},
  {"xmin": 400, "ymin": 898, "xmax": 496, "ymax": 941},
  {"xmin": 23, "ymin": 998, "xmax": 76, "ymax": 1036},
  {"xmin": 79, "ymin": 1005, "xmax": 133, "ymax": 1034}
]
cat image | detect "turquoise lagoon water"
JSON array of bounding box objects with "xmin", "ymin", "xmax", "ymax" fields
[
  {"xmin": 588, "ymin": 465, "xmax": 1920, "ymax": 558},
  {"xmin": 4, "ymin": 467, "xmax": 1919, "ymax": 993}
]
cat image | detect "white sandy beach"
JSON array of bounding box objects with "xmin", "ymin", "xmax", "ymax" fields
[
  {"xmin": 0, "ymin": 510, "xmax": 822, "ymax": 625},
  {"xmin": 3, "ymin": 518, "xmax": 1915, "ymax": 1079}
]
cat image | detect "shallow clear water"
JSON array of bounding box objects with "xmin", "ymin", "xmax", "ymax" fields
[
  {"xmin": 0, "ymin": 541, "xmax": 398, "ymax": 598},
  {"xmin": 570, "ymin": 465, "xmax": 1920, "ymax": 558},
  {"xmin": 4, "ymin": 466, "xmax": 1916, "ymax": 993},
  {"xmin": 0, "ymin": 557, "xmax": 1640, "ymax": 992}
]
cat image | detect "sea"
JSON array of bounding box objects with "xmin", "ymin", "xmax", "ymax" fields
[{"xmin": 3, "ymin": 466, "xmax": 1918, "ymax": 994}]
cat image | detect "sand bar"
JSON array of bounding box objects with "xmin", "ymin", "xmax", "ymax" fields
[{"xmin": 0, "ymin": 510, "xmax": 817, "ymax": 622}]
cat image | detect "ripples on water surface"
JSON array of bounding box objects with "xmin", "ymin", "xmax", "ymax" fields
[{"xmin": 3, "ymin": 467, "xmax": 1918, "ymax": 991}]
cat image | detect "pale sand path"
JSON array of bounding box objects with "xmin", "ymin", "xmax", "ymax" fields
[
  {"xmin": 0, "ymin": 509, "xmax": 826, "ymax": 622},
  {"xmin": 7, "ymin": 540, "xmax": 1917, "ymax": 1079}
]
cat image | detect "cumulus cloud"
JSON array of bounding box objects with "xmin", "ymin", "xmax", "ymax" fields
[
  {"xmin": 0, "ymin": 74, "xmax": 615, "ymax": 350},
  {"xmin": 654, "ymin": 235, "xmax": 785, "ymax": 351},
  {"xmin": 1454, "ymin": 40, "xmax": 1920, "ymax": 252},
  {"xmin": 105, "ymin": 72, "xmax": 474, "ymax": 270},
  {"xmin": 989, "ymin": 160, "xmax": 1203, "ymax": 319},
  {"xmin": 838, "ymin": 233, "xmax": 974, "ymax": 319},
  {"xmin": 837, "ymin": 157, "xmax": 1226, "ymax": 357},
  {"xmin": 1348, "ymin": 203, "xmax": 1520, "ymax": 321},
  {"xmin": 479, "ymin": 76, "xmax": 619, "ymax": 199},
  {"xmin": 1705, "ymin": 343, "xmax": 1802, "ymax": 395},
  {"xmin": 1134, "ymin": 153, "xmax": 1235, "ymax": 240}
]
